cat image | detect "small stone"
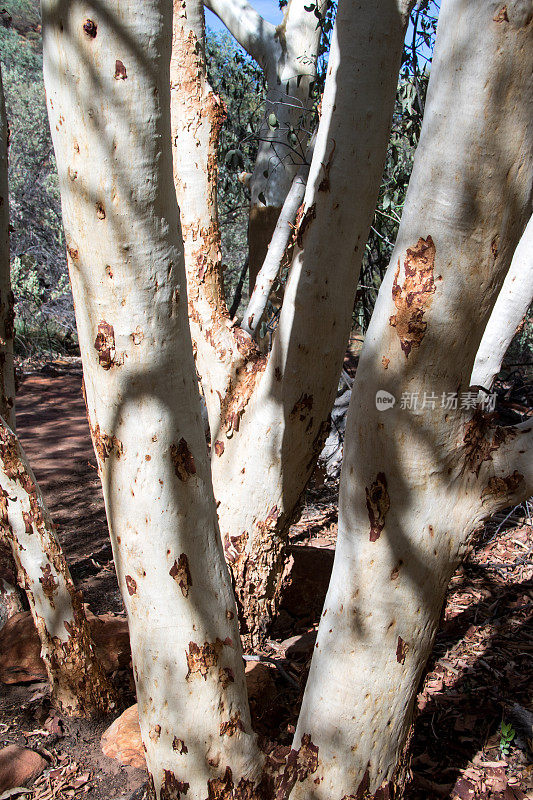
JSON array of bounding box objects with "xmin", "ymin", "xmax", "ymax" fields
[
  {"xmin": 101, "ymin": 704, "xmax": 145, "ymax": 769},
  {"xmin": 0, "ymin": 745, "xmax": 48, "ymax": 792}
]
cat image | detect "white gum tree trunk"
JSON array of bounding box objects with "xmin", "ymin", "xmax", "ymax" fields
[
  {"xmin": 42, "ymin": 0, "xmax": 262, "ymax": 794},
  {"xmin": 0, "ymin": 420, "xmax": 117, "ymax": 715},
  {"xmin": 170, "ymin": 0, "xmax": 413, "ymax": 646},
  {"xmin": 292, "ymin": 2, "xmax": 533, "ymax": 797},
  {"xmin": 205, "ymin": 0, "xmax": 327, "ymax": 288},
  {"xmin": 211, "ymin": 0, "xmax": 415, "ymax": 646},
  {"xmin": 471, "ymin": 214, "xmax": 533, "ymax": 391}
]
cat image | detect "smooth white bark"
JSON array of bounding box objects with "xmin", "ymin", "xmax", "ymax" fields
[
  {"xmin": 204, "ymin": 0, "xmax": 276, "ymax": 71},
  {"xmin": 43, "ymin": 0, "xmax": 262, "ymax": 794},
  {"xmin": 213, "ymin": 0, "xmax": 414, "ymax": 644},
  {"xmin": 471, "ymin": 215, "xmax": 533, "ymax": 390},
  {"xmin": 242, "ymin": 164, "xmax": 308, "ymax": 337},
  {"xmin": 293, "ymin": 1, "xmax": 533, "ymax": 796}
]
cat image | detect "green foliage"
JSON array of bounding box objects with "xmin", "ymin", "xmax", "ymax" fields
[
  {"xmin": 499, "ymin": 721, "xmax": 516, "ymax": 756},
  {"xmin": 0, "ymin": 0, "xmax": 72, "ymax": 358},
  {"xmin": 206, "ymin": 32, "xmax": 265, "ymax": 311}
]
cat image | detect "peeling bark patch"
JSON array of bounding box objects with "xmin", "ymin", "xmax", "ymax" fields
[
  {"xmin": 219, "ymin": 712, "xmax": 245, "ymax": 737},
  {"xmin": 482, "ymin": 470, "xmax": 523, "ymax": 501},
  {"xmin": 396, "ymin": 636, "xmax": 408, "ymax": 664},
  {"xmin": 125, "ymin": 575, "xmax": 137, "ymax": 596},
  {"xmin": 296, "ymin": 203, "xmax": 316, "ymax": 248},
  {"xmin": 185, "ymin": 639, "xmax": 224, "ymax": 680},
  {"xmin": 493, "ymin": 5, "xmax": 508, "ymax": 21},
  {"xmin": 219, "ymin": 667, "xmax": 234, "ymax": 688},
  {"xmin": 365, "ymin": 473, "xmax": 390, "ymax": 542},
  {"xmin": 89, "ymin": 422, "xmax": 123, "ymax": 462},
  {"xmin": 114, "ymin": 60, "xmax": 127, "ymax": 80},
  {"xmin": 83, "ymin": 19, "xmax": 97, "ymax": 37},
  {"xmin": 214, "ymin": 440, "xmax": 224, "ymax": 457},
  {"xmin": 382, "ymin": 356, "xmax": 390, "ymax": 369},
  {"xmin": 289, "ymin": 393, "xmax": 313, "ymax": 422},
  {"xmin": 390, "ymin": 560, "xmax": 403, "ymax": 580},
  {"xmin": 160, "ymin": 770, "xmax": 189, "ymax": 799},
  {"xmin": 172, "ymin": 737, "xmax": 188, "ymax": 754},
  {"xmin": 271, "ymin": 733, "xmax": 319, "ymax": 799},
  {"xmin": 150, "ymin": 724, "xmax": 161, "ymax": 740},
  {"xmin": 389, "ymin": 236, "xmax": 436, "ymax": 357},
  {"xmin": 131, "ymin": 326, "xmax": 144, "ymax": 345},
  {"xmin": 170, "ymin": 439, "xmax": 196, "ymax": 481},
  {"xmin": 95, "ymin": 202, "xmax": 106, "ymax": 220},
  {"xmin": 462, "ymin": 411, "xmax": 515, "ymax": 476},
  {"xmin": 94, "ymin": 321, "xmax": 117, "ymax": 370},
  {"xmin": 223, "ymin": 530, "xmax": 248, "ymax": 566},
  {"xmin": 169, "ymin": 553, "xmax": 192, "ymax": 597},
  {"xmin": 39, "ymin": 564, "xmax": 58, "ymax": 605},
  {"xmin": 22, "ymin": 511, "xmax": 32, "ymax": 534}
]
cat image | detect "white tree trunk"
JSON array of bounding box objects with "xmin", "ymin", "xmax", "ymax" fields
[
  {"xmin": 471, "ymin": 214, "xmax": 533, "ymax": 390},
  {"xmin": 0, "ymin": 420, "xmax": 116, "ymax": 715},
  {"xmin": 212, "ymin": 0, "xmax": 414, "ymax": 645},
  {"xmin": 42, "ymin": 0, "xmax": 262, "ymax": 794},
  {"xmin": 292, "ymin": 1, "xmax": 533, "ymax": 796}
]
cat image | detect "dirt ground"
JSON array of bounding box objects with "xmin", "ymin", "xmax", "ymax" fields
[{"xmin": 0, "ymin": 360, "xmax": 532, "ymax": 800}]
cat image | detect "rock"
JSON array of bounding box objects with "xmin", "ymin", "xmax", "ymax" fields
[
  {"xmin": 102, "ymin": 664, "xmax": 276, "ymax": 769},
  {"xmin": 281, "ymin": 630, "xmax": 317, "ymax": 658},
  {"xmin": 101, "ymin": 704, "xmax": 145, "ymax": 769},
  {"xmin": 0, "ymin": 610, "xmax": 131, "ymax": 684},
  {"xmin": 0, "ymin": 745, "xmax": 48, "ymax": 792},
  {"xmin": 245, "ymin": 660, "xmax": 275, "ymax": 701}
]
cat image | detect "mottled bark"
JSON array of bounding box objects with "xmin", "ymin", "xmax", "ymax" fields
[
  {"xmin": 0, "ymin": 420, "xmax": 116, "ymax": 715},
  {"xmin": 42, "ymin": 0, "xmax": 262, "ymax": 794},
  {"xmin": 292, "ymin": 2, "xmax": 533, "ymax": 796}
]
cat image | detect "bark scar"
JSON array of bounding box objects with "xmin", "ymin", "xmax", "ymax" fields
[
  {"xmin": 169, "ymin": 553, "xmax": 192, "ymax": 597},
  {"xmin": 365, "ymin": 473, "xmax": 390, "ymax": 542},
  {"xmin": 389, "ymin": 236, "xmax": 437, "ymax": 357}
]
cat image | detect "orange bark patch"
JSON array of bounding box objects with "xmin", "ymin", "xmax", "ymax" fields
[
  {"xmin": 94, "ymin": 321, "xmax": 117, "ymax": 370},
  {"xmin": 39, "ymin": 564, "xmax": 58, "ymax": 606},
  {"xmin": 219, "ymin": 355, "xmax": 267, "ymax": 434},
  {"xmin": 482, "ymin": 470, "xmax": 524, "ymax": 501},
  {"xmin": 296, "ymin": 203, "xmax": 316, "ymax": 248},
  {"xmin": 493, "ymin": 5, "xmax": 508, "ymax": 21},
  {"xmin": 125, "ymin": 575, "xmax": 137, "ymax": 596},
  {"xmin": 289, "ymin": 393, "xmax": 313, "ymax": 422},
  {"xmin": 172, "ymin": 737, "xmax": 188, "ymax": 754},
  {"xmin": 185, "ymin": 639, "xmax": 224, "ymax": 681},
  {"xmin": 270, "ymin": 733, "xmax": 319, "ymax": 799},
  {"xmin": 114, "ymin": 60, "xmax": 127, "ymax": 80},
  {"xmin": 89, "ymin": 422, "xmax": 123, "ymax": 462},
  {"xmin": 169, "ymin": 553, "xmax": 192, "ymax": 597},
  {"xmin": 396, "ymin": 636, "xmax": 408, "ymax": 664},
  {"xmin": 214, "ymin": 440, "xmax": 224, "ymax": 457},
  {"xmin": 219, "ymin": 667, "xmax": 235, "ymax": 688},
  {"xmin": 170, "ymin": 439, "xmax": 196, "ymax": 482},
  {"xmin": 365, "ymin": 473, "xmax": 390, "ymax": 542},
  {"xmin": 160, "ymin": 769, "xmax": 189, "ymax": 799},
  {"xmin": 219, "ymin": 712, "xmax": 245, "ymax": 737},
  {"xmin": 223, "ymin": 530, "xmax": 248, "ymax": 566},
  {"xmin": 462, "ymin": 410, "xmax": 516, "ymax": 476},
  {"xmin": 389, "ymin": 236, "xmax": 437, "ymax": 357}
]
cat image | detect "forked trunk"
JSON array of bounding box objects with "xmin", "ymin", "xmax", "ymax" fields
[{"xmin": 291, "ymin": 2, "xmax": 533, "ymax": 796}]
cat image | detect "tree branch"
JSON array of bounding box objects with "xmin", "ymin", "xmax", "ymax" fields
[
  {"xmin": 471, "ymin": 215, "xmax": 533, "ymax": 390},
  {"xmin": 204, "ymin": 0, "xmax": 276, "ymax": 70},
  {"xmin": 480, "ymin": 419, "xmax": 533, "ymax": 515},
  {"xmin": 241, "ymin": 159, "xmax": 310, "ymax": 337}
]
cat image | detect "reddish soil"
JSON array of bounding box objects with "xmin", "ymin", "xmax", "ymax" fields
[{"xmin": 0, "ymin": 361, "xmax": 531, "ymax": 800}]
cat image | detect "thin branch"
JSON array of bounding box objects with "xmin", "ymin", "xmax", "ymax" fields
[
  {"xmin": 204, "ymin": 0, "xmax": 276, "ymax": 71},
  {"xmin": 471, "ymin": 215, "xmax": 533, "ymax": 390}
]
